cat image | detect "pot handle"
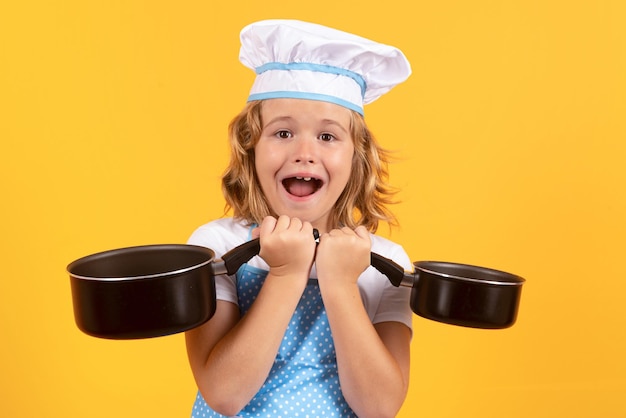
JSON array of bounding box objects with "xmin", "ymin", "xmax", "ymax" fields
[
  {"xmin": 219, "ymin": 238, "xmax": 261, "ymax": 276},
  {"xmin": 216, "ymin": 228, "xmax": 319, "ymax": 276},
  {"xmin": 371, "ymin": 252, "xmax": 415, "ymax": 288},
  {"xmin": 218, "ymin": 234, "xmax": 415, "ymax": 288}
]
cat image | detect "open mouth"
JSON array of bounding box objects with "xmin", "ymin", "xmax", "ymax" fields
[{"xmin": 282, "ymin": 176, "xmax": 323, "ymax": 197}]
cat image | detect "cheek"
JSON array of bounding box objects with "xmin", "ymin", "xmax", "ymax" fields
[
  {"xmin": 254, "ymin": 145, "xmax": 280, "ymax": 185},
  {"xmin": 254, "ymin": 144, "xmax": 268, "ymax": 172},
  {"xmin": 329, "ymin": 149, "xmax": 355, "ymax": 187}
]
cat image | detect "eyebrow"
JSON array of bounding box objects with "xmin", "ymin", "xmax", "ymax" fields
[
  {"xmin": 320, "ymin": 118, "xmax": 349, "ymax": 134},
  {"xmin": 264, "ymin": 116, "xmax": 294, "ymax": 126}
]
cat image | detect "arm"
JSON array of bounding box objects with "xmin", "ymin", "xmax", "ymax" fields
[
  {"xmin": 316, "ymin": 227, "xmax": 411, "ymax": 418},
  {"xmin": 185, "ymin": 216, "xmax": 316, "ymax": 416}
]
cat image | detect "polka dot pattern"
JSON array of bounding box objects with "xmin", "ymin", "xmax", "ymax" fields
[{"xmin": 191, "ymin": 264, "xmax": 356, "ymax": 417}]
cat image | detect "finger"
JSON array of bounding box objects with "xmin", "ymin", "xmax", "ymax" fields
[
  {"xmin": 286, "ymin": 216, "xmax": 303, "ymax": 232},
  {"xmin": 275, "ymin": 214, "xmax": 292, "ymax": 231},
  {"xmin": 354, "ymin": 225, "xmax": 370, "ymax": 239},
  {"xmin": 340, "ymin": 226, "xmax": 355, "ymax": 236},
  {"xmin": 327, "ymin": 227, "xmax": 353, "ymax": 237},
  {"xmin": 301, "ymin": 221, "xmax": 314, "ymax": 236},
  {"xmin": 259, "ymin": 216, "xmax": 277, "ymax": 237}
]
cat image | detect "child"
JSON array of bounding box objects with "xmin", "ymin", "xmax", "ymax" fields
[{"xmin": 186, "ymin": 19, "xmax": 413, "ymax": 418}]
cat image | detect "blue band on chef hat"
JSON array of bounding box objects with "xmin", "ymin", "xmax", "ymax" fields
[
  {"xmin": 250, "ymin": 62, "xmax": 367, "ymax": 114},
  {"xmin": 247, "ymin": 91, "xmax": 364, "ymax": 115},
  {"xmin": 255, "ymin": 62, "xmax": 368, "ymax": 98}
]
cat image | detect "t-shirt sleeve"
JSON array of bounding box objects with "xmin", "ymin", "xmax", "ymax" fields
[
  {"xmin": 187, "ymin": 223, "xmax": 239, "ymax": 305},
  {"xmin": 371, "ymin": 242, "xmax": 413, "ymax": 332}
]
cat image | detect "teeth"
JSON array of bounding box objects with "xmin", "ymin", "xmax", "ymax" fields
[{"xmin": 295, "ymin": 177, "xmax": 312, "ymax": 181}]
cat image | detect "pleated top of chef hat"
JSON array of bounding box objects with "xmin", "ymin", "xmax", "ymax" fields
[{"xmin": 239, "ymin": 19, "xmax": 411, "ymax": 115}]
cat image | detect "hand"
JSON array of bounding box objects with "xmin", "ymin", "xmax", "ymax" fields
[
  {"xmin": 316, "ymin": 226, "xmax": 371, "ymax": 287},
  {"xmin": 257, "ymin": 215, "xmax": 316, "ymax": 280}
]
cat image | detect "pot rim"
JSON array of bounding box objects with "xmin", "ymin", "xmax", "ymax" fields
[
  {"xmin": 68, "ymin": 258, "xmax": 213, "ymax": 282},
  {"xmin": 67, "ymin": 244, "xmax": 215, "ymax": 282},
  {"xmin": 415, "ymin": 262, "xmax": 525, "ymax": 286}
]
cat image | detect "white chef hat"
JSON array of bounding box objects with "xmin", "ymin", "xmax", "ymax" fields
[{"xmin": 239, "ymin": 19, "xmax": 411, "ymax": 115}]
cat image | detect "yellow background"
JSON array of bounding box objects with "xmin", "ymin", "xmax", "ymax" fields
[{"xmin": 2, "ymin": 1, "xmax": 625, "ymax": 417}]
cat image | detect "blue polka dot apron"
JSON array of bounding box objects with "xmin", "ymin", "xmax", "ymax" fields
[{"xmin": 191, "ymin": 261, "xmax": 357, "ymax": 417}]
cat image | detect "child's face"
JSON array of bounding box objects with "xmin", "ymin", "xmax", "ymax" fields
[{"xmin": 255, "ymin": 98, "xmax": 354, "ymax": 233}]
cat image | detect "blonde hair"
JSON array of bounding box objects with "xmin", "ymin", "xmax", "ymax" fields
[{"xmin": 221, "ymin": 101, "xmax": 398, "ymax": 232}]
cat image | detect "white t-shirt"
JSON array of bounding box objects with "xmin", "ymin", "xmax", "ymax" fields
[{"xmin": 188, "ymin": 217, "xmax": 413, "ymax": 330}]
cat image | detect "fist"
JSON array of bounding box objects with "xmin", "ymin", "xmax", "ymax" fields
[{"xmin": 316, "ymin": 226, "xmax": 371, "ymax": 285}]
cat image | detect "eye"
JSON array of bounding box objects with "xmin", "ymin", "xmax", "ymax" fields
[
  {"xmin": 276, "ymin": 130, "xmax": 292, "ymax": 139},
  {"xmin": 319, "ymin": 133, "xmax": 335, "ymax": 142}
]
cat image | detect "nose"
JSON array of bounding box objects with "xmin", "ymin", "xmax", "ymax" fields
[{"xmin": 292, "ymin": 137, "xmax": 317, "ymax": 164}]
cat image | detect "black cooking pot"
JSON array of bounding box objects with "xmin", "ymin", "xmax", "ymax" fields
[
  {"xmin": 68, "ymin": 237, "xmax": 525, "ymax": 339},
  {"xmin": 371, "ymin": 254, "xmax": 525, "ymax": 329},
  {"xmin": 68, "ymin": 240, "xmax": 260, "ymax": 339}
]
